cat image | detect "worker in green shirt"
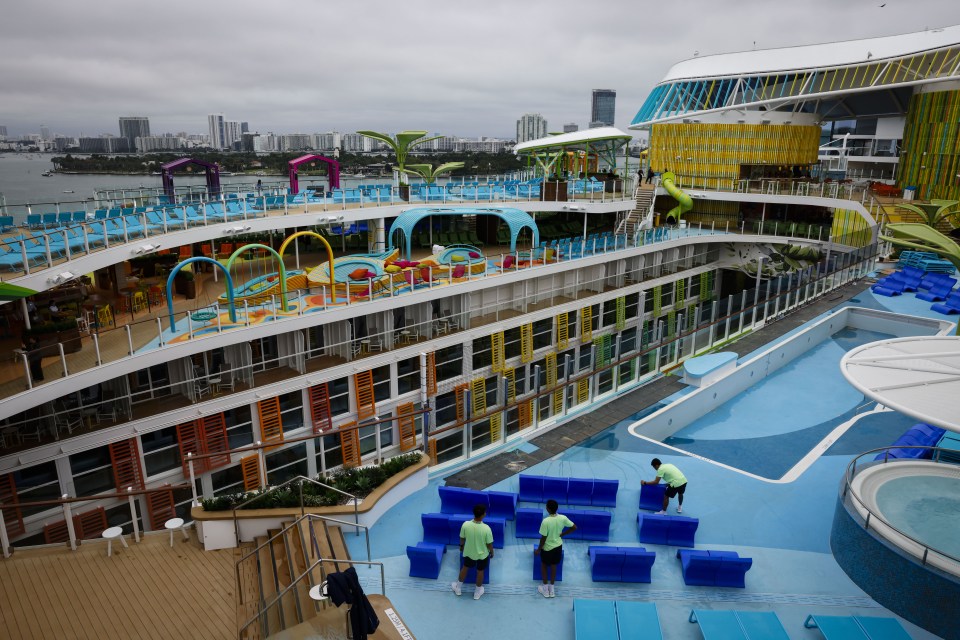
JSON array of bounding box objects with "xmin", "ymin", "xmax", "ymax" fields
[
  {"xmin": 452, "ymin": 504, "xmax": 494, "ymax": 600},
  {"xmin": 641, "ymin": 458, "xmax": 688, "ymax": 514},
  {"xmin": 534, "ymin": 499, "xmax": 576, "ymax": 598}
]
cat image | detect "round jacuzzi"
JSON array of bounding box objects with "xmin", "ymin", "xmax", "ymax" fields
[{"xmin": 849, "ymin": 460, "xmax": 960, "ymax": 577}]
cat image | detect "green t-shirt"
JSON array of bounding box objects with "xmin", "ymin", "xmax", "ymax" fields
[
  {"xmin": 459, "ymin": 519, "xmax": 493, "ymax": 560},
  {"xmin": 539, "ymin": 513, "xmax": 575, "ymax": 551},
  {"xmin": 656, "ymin": 463, "xmax": 687, "ymax": 488}
]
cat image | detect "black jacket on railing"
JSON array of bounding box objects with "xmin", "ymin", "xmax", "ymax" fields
[{"xmin": 326, "ymin": 566, "xmax": 380, "ymax": 640}]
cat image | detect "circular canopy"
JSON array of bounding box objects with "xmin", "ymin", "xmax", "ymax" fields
[{"xmin": 841, "ymin": 336, "xmax": 960, "ymax": 434}]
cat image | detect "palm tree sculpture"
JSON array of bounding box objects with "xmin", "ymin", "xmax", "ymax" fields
[
  {"xmin": 402, "ymin": 162, "xmax": 465, "ymax": 185},
  {"xmin": 894, "ymin": 199, "xmax": 960, "ymax": 232},
  {"xmin": 356, "ymin": 130, "xmax": 443, "ymax": 186}
]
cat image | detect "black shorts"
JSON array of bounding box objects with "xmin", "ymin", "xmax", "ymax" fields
[
  {"xmin": 665, "ymin": 482, "xmax": 687, "ymax": 499},
  {"xmin": 462, "ymin": 556, "xmax": 489, "ymax": 570},
  {"xmin": 540, "ymin": 546, "xmax": 562, "ymax": 566}
]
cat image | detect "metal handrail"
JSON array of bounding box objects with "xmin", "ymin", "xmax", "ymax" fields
[
  {"xmin": 842, "ymin": 445, "xmax": 960, "ymax": 568},
  {"xmin": 238, "ymin": 554, "xmax": 386, "ymax": 640},
  {"xmin": 232, "ymin": 476, "xmax": 363, "ymax": 546}
]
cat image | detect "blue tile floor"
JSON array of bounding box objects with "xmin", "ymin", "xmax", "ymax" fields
[{"xmin": 345, "ymin": 288, "xmax": 952, "ymax": 639}]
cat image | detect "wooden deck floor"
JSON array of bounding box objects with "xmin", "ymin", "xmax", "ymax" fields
[{"xmin": 0, "ymin": 531, "xmax": 236, "ymax": 640}]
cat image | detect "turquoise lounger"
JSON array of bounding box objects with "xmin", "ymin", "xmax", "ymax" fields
[
  {"xmin": 573, "ymin": 599, "xmax": 618, "ymax": 640},
  {"xmin": 804, "ymin": 614, "xmax": 912, "ymax": 639},
  {"xmin": 689, "ymin": 609, "xmax": 789, "ymax": 640},
  {"xmin": 616, "ymin": 601, "xmax": 662, "ymax": 640}
]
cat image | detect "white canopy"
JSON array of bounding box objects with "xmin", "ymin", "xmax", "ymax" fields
[
  {"xmin": 513, "ymin": 127, "xmax": 631, "ymax": 154},
  {"xmin": 840, "ymin": 336, "xmax": 960, "ymax": 433}
]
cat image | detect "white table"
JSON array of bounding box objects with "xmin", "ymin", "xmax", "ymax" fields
[
  {"xmin": 164, "ymin": 517, "xmax": 189, "ymax": 547},
  {"xmin": 102, "ymin": 526, "xmax": 128, "ymax": 557}
]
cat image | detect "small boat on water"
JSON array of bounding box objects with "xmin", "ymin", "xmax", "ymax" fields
[
  {"xmin": 62, "ymin": 190, "xmax": 74, "ymax": 194},
  {"xmin": 41, "ymin": 171, "xmax": 53, "ymax": 177}
]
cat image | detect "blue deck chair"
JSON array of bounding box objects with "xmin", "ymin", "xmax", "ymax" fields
[
  {"xmin": 573, "ymin": 599, "xmax": 618, "ymax": 640},
  {"xmin": 71, "ymin": 211, "xmax": 87, "ymax": 223},
  {"xmin": 26, "ymin": 213, "xmax": 43, "ymax": 228},
  {"xmin": 804, "ymin": 614, "xmax": 911, "ymax": 640},
  {"xmin": 690, "ymin": 609, "xmax": 789, "ymax": 639},
  {"xmin": 0, "ymin": 216, "xmax": 14, "ymax": 232}
]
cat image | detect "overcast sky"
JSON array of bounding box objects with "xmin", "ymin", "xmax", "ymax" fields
[{"xmin": 2, "ymin": 0, "xmax": 959, "ymax": 140}]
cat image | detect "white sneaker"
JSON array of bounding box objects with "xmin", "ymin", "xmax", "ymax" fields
[
  {"xmin": 654, "ymin": 510, "xmax": 667, "ymax": 515},
  {"xmin": 474, "ymin": 586, "xmax": 485, "ymax": 600},
  {"xmin": 451, "ymin": 582, "xmax": 461, "ymax": 596},
  {"xmin": 537, "ymin": 585, "xmax": 549, "ymax": 598},
  {"xmin": 548, "ymin": 585, "xmax": 556, "ymax": 598},
  {"xmin": 677, "ymin": 505, "xmax": 683, "ymax": 514}
]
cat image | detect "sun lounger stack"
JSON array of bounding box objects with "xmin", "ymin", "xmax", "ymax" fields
[
  {"xmin": 874, "ymin": 423, "xmax": 945, "ymax": 460},
  {"xmin": 916, "ymin": 273, "xmax": 957, "ymax": 302},
  {"xmin": 898, "ymin": 250, "xmax": 956, "ymax": 274},
  {"xmin": 871, "ymin": 266, "xmax": 924, "ymax": 296}
]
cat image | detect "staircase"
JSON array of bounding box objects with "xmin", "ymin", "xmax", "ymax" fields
[
  {"xmin": 617, "ymin": 185, "xmax": 657, "ymax": 237},
  {"xmin": 236, "ymin": 517, "xmax": 351, "ymax": 640}
]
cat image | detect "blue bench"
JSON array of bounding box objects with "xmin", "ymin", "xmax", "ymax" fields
[
  {"xmin": 515, "ymin": 507, "xmax": 612, "ymax": 541},
  {"xmin": 459, "ymin": 551, "xmax": 492, "ymax": 585},
  {"xmin": 678, "ymin": 549, "xmax": 752, "ymax": 588},
  {"xmin": 420, "ymin": 513, "xmax": 505, "ymax": 548},
  {"xmin": 637, "ymin": 513, "xmax": 698, "ymax": 547},
  {"xmin": 589, "ymin": 545, "xmax": 656, "ymax": 583},
  {"xmin": 438, "ymin": 485, "xmax": 519, "ymax": 520},
  {"xmin": 532, "ymin": 544, "xmax": 564, "ymax": 581},
  {"xmin": 406, "ymin": 542, "xmax": 445, "ymax": 579},
  {"xmin": 519, "ymin": 474, "xmax": 619, "ymax": 507},
  {"xmin": 804, "ymin": 614, "xmax": 912, "ymax": 639},
  {"xmin": 638, "ymin": 483, "xmax": 667, "ymax": 511},
  {"xmin": 689, "ymin": 609, "xmax": 788, "ymax": 639},
  {"xmin": 573, "ymin": 600, "xmax": 662, "ymax": 640}
]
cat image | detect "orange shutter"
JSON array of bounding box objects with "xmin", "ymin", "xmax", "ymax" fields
[
  {"xmin": 397, "ymin": 403, "xmax": 417, "ymax": 452},
  {"xmin": 109, "ymin": 438, "xmax": 145, "ymax": 490},
  {"xmin": 257, "ymin": 397, "xmax": 284, "ymax": 447},
  {"xmin": 202, "ymin": 414, "xmax": 231, "ymax": 471},
  {"xmin": 426, "ymin": 352, "xmax": 437, "ymax": 396},
  {"xmin": 177, "ymin": 420, "xmax": 203, "ymax": 474},
  {"xmin": 427, "ymin": 438, "xmax": 438, "ymax": 466},
  {"xmin": 43, "ymin": 518, "xmax": 72, "ymax": 544},
  {"xmin": 354, "ymin": 371, "xmax": 376, "ymax": 421},
  {"xmin": 240, "ymin": 455, "xmax": 261, "ymax": 491},
  {"xmin": 518, "ymin": 400, "xmax": 533, "ymax": 429},
  {"xmin": 0, "ymin": 473, "xmax": 24, "ymax": 538},
  {"xmin": 339, "ymin": 421, "xmax": 360, "ymax": 468},
  {"xmin": 75, "ymin": 506, "xmax": 107, "ymax": 539},
  {"xmin": 308, "ymin": 383, "xmax": 333, "ymax": 434},
  {"xmin": 145, "ymin": 487, "xmax": 176, "ymax": 531},
  {"xmin": 454, "ymin": 383, "xmax": 469, "ymax": 423}
]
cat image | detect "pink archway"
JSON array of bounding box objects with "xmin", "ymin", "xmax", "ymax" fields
[
  {"xmin": 161, "ymin": 158, "xmax": 221, "ymax": 198},
  {"xmin": 288, "ymin": 154, "xmax": 341, "ymax": 195}
]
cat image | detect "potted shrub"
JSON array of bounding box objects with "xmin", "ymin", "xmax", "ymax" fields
[
  {"xmin": 542, "ymin": 175, "xmax": 568, "ymax": 202},
  {"xmin": 181, "ymin": 270, "xmax": 197, "ymax": 300}
]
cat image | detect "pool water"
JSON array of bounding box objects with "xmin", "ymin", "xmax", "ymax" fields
[{"xmin": 875, "ymin": 475, "xmax": 960, "ymax": 559}]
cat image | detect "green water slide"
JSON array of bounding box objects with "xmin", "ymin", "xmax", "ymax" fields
[{"xmin": 660, "ymin": 171, "xmax": 692, "ymax": 225}]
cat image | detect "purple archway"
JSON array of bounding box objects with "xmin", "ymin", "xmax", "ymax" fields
[
  {"xmin": 161, "ymin": 158, "xmax": 222, "ymax": 199},
  {"xmin": 288, "ymin": 154, "xmax": 340, "ymax": 195}
]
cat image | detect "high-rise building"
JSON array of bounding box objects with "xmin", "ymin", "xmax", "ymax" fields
[
  {"xmin": 591, "ymin": 89, "xmax": 616, "ymax": 127},
  {"xmin": 241, "ymin": 122, "xmax": 249, "ymax": 134},
  {"xmin": 39, "ymin": 125, "xmax": 51, "ymax": 141},
  {"xmin": 118, "ymin": 117, "xmax": 150, "ymax": 150},
  {"xmin": 0, "ymin": 125, "xmax": 7, "ymax": 139},
  {"xmin": 208, "ymin": 114, "xmax": 226, "ymax": 149},
  {"xmin": 563, "ymin": 123, "xmax": 579, "ymax": 133},
  {"xmin": 224, "ymin": 121, "xmax": 243, "ymax": 149},
  {"xmin": 516, "ymin": 113, "xmax": 548, "ymax": 143}
]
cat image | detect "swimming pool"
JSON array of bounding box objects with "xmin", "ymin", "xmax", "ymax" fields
[
  {"xmin": 628, "ymin": 307, "xmax": 951, "ymax": 479},
  {"xmin": 875, "ymin": 475, "xmax": 960, "ymax": 560}
]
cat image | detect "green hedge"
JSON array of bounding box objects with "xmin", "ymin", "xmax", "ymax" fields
[{"xmin": 200, "ymin": 452, "xmax": 423, "ymax": 512}]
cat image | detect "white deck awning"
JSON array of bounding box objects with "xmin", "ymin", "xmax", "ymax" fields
[{"xmin": 840, "ymin": 336, "xmax": 960, "ymax": 433}]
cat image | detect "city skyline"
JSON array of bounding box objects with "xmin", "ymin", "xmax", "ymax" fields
[{"xmin": 2, "ymin": 1, "xmax": 959, "ymax": 138}]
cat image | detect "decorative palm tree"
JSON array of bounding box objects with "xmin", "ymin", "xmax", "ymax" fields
[
  {"xmin": 894, "ymin": 199, "xmax": 960, "ymax": 231},
  {"xmin": 401, "ymin": 162, "xmax": 465, "ymax": 185},
  {"xmin": 355, "ymin": 130, "xmax": 443, "ymax": 185}
]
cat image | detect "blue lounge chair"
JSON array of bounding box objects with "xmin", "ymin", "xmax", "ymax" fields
[
  {"xmin": 638, "ymin": 483, "xmax": 667, "ymax": 511},
  {"xmin": 573, "ymin": 600, "xmax": 618, "ymax": 640},
  {"xmin": 804, "ymin": 614, "xmax": 911, "ymax": 639},
  {"xmin": 516, "ymin": 508, "xmax": 542, "ymax": 538},
  {"xmin": 532, "ymin": 544, "xmax": 563, "ymax": 580},
  {"xmin": 931, "ymin": 292, "xmax": 960, "ymax": 315},
  {"xmin": 690, "ymin": 609, "xmax": 788, "ymax": 639},
  {"xmin": 617, "ymin": 602, "xmax": 662, "ymax": 640}
]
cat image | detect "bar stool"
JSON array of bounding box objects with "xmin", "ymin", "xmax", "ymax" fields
[
  {"xmin": 102, "ymin": 526, "xmax": 128, "ymax": 557},
  {"xmin": 165, "ymin": 517, "xmax": 189, "ymax": 547}
]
